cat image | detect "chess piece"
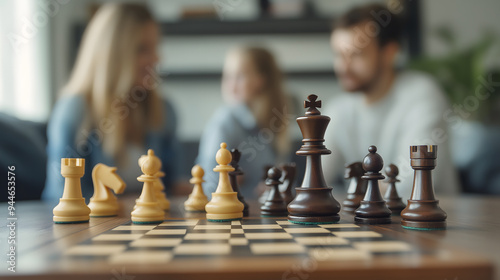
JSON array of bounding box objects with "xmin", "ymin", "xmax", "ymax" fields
[
  {"xmin": 138, "ymin": 154, "xmax": 170, "ymax": 211},
  {"xmin": 88, "ymin": 163, "xmax": 126, "ymax": 217},
  {"xmin": 258, "ymin": 165, "xmax": 273, "ymax": 204},
  {"xmin": 354, "ymin": 146, "xmax": 392, "ymax": 224},
  {"xmin": 287, "ymin": 94, "xmax": 341, "ymax": 224},
  {"xmin": 261, "ymin": 167, "xmax": 288, "ymax": 217},
  {"xmin": 184, "ymin": 165, "xmax": 209, "ymax": 211},
  {"xmin": 205, "ymin": 143, "xmax": 244, "ymax": 222},
  {"xmin": 131, "ymin": 149, "xmax": 165, "ymax": 224},
  {"xmin": 342, "ymin": 162, "xmax": 367, "ymax": 213},
  {"xmin": 384, "ymin": 164, "xmax": 406, "ymax": 215},
  {"xmin": 229, "ymin": 149, "xmax": 249, "ymax": 216},
  {"xmin": 53, "ymin": 158, "xmax": 91, "ymax": 223},
  {"xmin": 401, "ymin": 145, "xmax": 447, "ymax": 230},
  {"xmin": 280, "ymin": 163, "xmax": 296, "ymax": 205}
]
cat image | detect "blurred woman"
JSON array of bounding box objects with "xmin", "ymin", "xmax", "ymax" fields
[
  {"xmin": 43, "ymin": 3, "xmax": 181, "ymax": 201},
  {"xmin": 197, "ymin": 46, "xmax": 291, "ymax": 199}
]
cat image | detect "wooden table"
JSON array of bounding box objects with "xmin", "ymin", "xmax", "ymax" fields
[{"xmin": 1, "ymin": 194, "xmax": 498, "ymax": 280}]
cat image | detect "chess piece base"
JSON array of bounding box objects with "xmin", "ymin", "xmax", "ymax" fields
[
  {"xmin": 287, "ymin": 188, "xmax": 341, "ymax": 225},
  {"xmin": 342, "ymin": 196, "xmax": 363, "ymax": 213},
  {"xmin": 205, "ymin": 192, "xmax": 244, "ymax": 222},
  {"xmin": 206, "ymin": 212, "xmax": 243, "ymax": 221},
  {"xmin": 53, "ymin": 198, "xmax": 90, "ymax": 223},
  {"xmin": 386, "ymin": 198, "xmax": 406, "ymax": 216},
  {"xmin": 131, "ymin": 201, "xmax": 164, "ymax": 224},
  {"xmin": 88, "ymin": 200, "xmax": 119, "ymax": 217},
  {"xmin": 401, "ymin": 220, "xmax": 446, "ymax": 230},
  {"xmin": 157, "ymin": 195, "xmax": 170, "ymax": 211},
  {"xmin": 288, "ymin": 214, "xmax": 340, "ymax": 224},
  {"xmin": 354, "ymin": 216, "xmax": 392, "ymax": 224}
]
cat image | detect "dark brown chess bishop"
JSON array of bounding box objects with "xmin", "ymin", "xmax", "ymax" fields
[
  {"xmin": 354, "ymin": 146, "xmax": 392, "ymax": 224},
  {"xmin": 342, "ymin": 162, "xmax": 367, "ymax": 213},
  {"xmin": 287, "ymin": 94, "xmax": 340, "ymax": 224},
  {"xmin": 401, "ymin": 145, "xmax": 447, "ymax": 230}
]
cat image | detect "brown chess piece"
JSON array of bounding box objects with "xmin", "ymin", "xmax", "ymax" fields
[
  {"xmin": 401, "ymin": 145, "xmax": 447, "ymax": 230},
  {"xmin": 229, "ymin": 149, "xmax": 249, "ymax": 217},
  {"xmin": 354, "ymin": 146, "xmax": 392, "ymax": 224},
  {"xmin": 280, "ymin": 163, "xmax": 296, "ymax": 205},
  {"xmin": 261, "ymin": 167, "xmax": 288, "ymax": 217},
  {"xmin": 342, "ymin": 162, "xmax": 367, "ymax": 213},
  {"xmin": 258, "ymin": 165, "xmax": 273, "ymax": 204},
  {"xmin": 384, "ymin": 164, "xmax": 406, "ymax": 215},
  {"xmin": 287, "ymin": 94, "xmax": 340, "ymax": 224}
]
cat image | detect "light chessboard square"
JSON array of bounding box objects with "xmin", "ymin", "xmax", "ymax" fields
[
  {"xmin": 319, "ymin": 224, "xmax": 360, "ymax": 228},
  {"xmin": 229, "ymin": 238, "xmax": 249, "ymax": 246},
  {"xmin": 175, "ymin": 244, "xmax": 231, "ymax": 255},
  {"xmin": 231, "ymin": 229, "xmax": 244, "ymax": 234},
  {"xmin": 130, "ymin": 238, "xmax": 182, "ymax": 247},
  {"xmin": 250, "ymin": 243, "xmax": 305, "ymax": 254},
  {"xmin": 332, "ymin": 231, "xmax": 382, "ymax": 238},
  {"xmin": 112, "ymin": 225, "xmax": 157, "ymax": 231},
  {"xmin": 275, "ymin": 220, "xmax": 295, "ymax": 225},
  {"xmin": 110, "ymin": 251, "xmax": 173, "ymax": 264},
  {"xmin": 146, "ymin": 229, "xmax": 187, "ymax": 235},
  {"xmin": 241, "ymin": 225, "xmax": 282, "ymax": 230},
  {"xmin": 92, "ymin": 234, "xmax": 143, "ymax": 241},
  {"xmin": 231, "ymin": 220, "xmax": 241, "ymax": 225},
  {"xmin": 283, "ymin": 227, "xmax": 330, "ymax": 233},
  {"xmin": 184, "ymin": 233, "xmax": 231, "ymax": 240},
  {"xmin": 193, "ymin": 225, "xmax": 232, "ymax": 230},
  {"xmin": 160, "ymin": 220, "xmax": 198, "ymax": 226},
  {"xmin": 309, "ymin": 248, "xmax": 370, "ymax": 261},
  {"xmin": 65, "ymin": 245, "xmax": 126, "ymax": 256},
  {"xmin": 353, "ymin": 241, "xmax": 412, "ymax": 252},
  {"xmin": 245, "ymin": 232, "xmax": 293, "ymax": 239},
  {"xmin": 294, "ymin": 236, "xmax": 349, "ymax": 246}
]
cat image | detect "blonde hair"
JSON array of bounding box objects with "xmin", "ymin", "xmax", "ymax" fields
[
  {"xmin": 228, "ymin": 46, "xmax": 290, "ymax": 158},
  {"xmin": 63, "ymin": 3, "xmax": 163, "ymax": 161}
]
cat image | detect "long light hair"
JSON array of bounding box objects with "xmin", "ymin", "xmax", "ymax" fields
[
  {"xmin": 63, "ymin": 3, "xmax": 163, "ymax": 162},
  {"xmin": 225, "ymin": 47, "xmax": 290, "ymax": 158}
]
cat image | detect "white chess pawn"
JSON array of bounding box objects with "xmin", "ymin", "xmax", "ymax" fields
[
  {"xmin": 131, "ymin": 149, "xmax": 165, "ymax": 224},
  {"xmin": 184, "ymin": 165, "xmax": 209, "ymax": 211},
  {"xmin": 205, "ymin": 143, "xmax": 244, "ymax": 221}
]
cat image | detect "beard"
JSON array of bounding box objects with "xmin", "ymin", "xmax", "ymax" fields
[{"xmin": 338, "ymin": 59, "xmax": 383, "ymax": 94}]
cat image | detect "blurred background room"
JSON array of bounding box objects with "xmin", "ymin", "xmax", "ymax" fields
[{"xmin": 1, "ymin": 0, "xmax": 499, "ymax": 201}]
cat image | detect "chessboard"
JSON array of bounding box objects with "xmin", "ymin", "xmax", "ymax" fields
[{"xmin": 65, "ymin": 218, "xmax": 418, "ymax": 264}]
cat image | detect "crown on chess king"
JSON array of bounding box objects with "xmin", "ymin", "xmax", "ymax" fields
[
  {"xmin": 60, "ymin": 158, "xmax": 85, "ymax": 177},
  {"xmin": 410, "ymin": 145, "xmax": 437, "ymax": 168},
  {"xmin": 296, "ymin": 94, "xmax": 331, "ymax": 155}
]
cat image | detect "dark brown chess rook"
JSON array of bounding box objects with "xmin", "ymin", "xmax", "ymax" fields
[
  {"xmin": 342, "ymin": 162, "xmax": 367, "ymax": 213},
  {"xmin": 354, "ymin": 146, "xmax": 392, "ymax": 224},
  {"xmin": 384, "ymin": 164, "xmax": 406, "ymax": 215},
  {"xmin": 261, "ymin": 167, "xmax": 288, "ymax": 217},
  {"xmin": 280, "ymin": 163, "xmax": 296, "ymax": 205},
  {"xmin": 229, "ymin": 149, "xmax": 249, "ymax": 217},
  {"xmin": 287, "ymin": 94, "xmax": 340, "ymax": 224},
  {"xmin": 258, "ymin": 165, "xmax": 273, "ymax": 204},
  {"xmin": 401, "ymin": 145, "xmax": 447, "ymax": 230}
]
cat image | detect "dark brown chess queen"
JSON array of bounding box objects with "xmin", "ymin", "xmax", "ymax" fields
[
  {"xmin": 287, "ymin": 95, "xmax": 341, "ymax": 224},
  {"xmin": 401, "ymin": 145, "xmax": 447, "ymax": 230}
]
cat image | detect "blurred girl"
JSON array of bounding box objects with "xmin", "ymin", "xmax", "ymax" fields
[
  {"xmin": 197, "ymin": 46, "xmax": 290, "ymax": 199},
  {"xmin": 43, "ymin": 3, "xmax": 181, "ymax": 200}
]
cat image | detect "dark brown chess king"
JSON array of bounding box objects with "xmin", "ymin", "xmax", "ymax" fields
[
  {"xmin": 287, "ymin": 94, "xmax": 341, "ymax": 224},
  {"xmin": 401, "ymin": 145, "xmax": 447, "ymax": 230}
]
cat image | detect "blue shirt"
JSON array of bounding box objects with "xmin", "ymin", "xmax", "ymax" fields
[
  {"xmin": 196, "ymin": 104, "xmax": 278, "ymax": 199},
  {"xmin": 42, "ymin": 95, "xmax": 182, "ymax": 202}
]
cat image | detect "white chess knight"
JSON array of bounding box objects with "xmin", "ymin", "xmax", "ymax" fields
[{"xmin": 88, "ymin": 163, "xmax": 126, "ymax": 217}]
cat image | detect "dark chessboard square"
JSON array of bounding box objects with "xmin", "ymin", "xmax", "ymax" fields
[{"xmin": 240, "ymin": 219, "xmax": 279, "ymax": 225}]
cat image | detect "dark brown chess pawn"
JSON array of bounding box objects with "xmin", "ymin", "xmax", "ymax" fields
[
  {"xmin": 261, "ymin": 167, "xmax": 288, "ymax": 217},
  {"xmin": 258, "ymin": 165, "xmax": 273, "ymax": 204},
  {"xmin": 229, "ymin": 149, "xmax": 249, "ymax": 217},
  {"xmin": 287, "ymin": 94, "xmax": 340, "ymax": 224},
  {"xmin": 384, "ymin": 164, "xmax": 406, "ymax": 215},
  {"xmin": 401, "ymin": 145, "xmax": 447, "ymax": 230},
  {"xmin": 342, "ymin": 162, "xmax": 367, "ymax": 213},
  {"xmin": 280, "ymin": 163, "xmax": 296, "ymax": 205},
  {"xmin": 354, "ymin": 146, "xmax": 392, "ymax": 224}
]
